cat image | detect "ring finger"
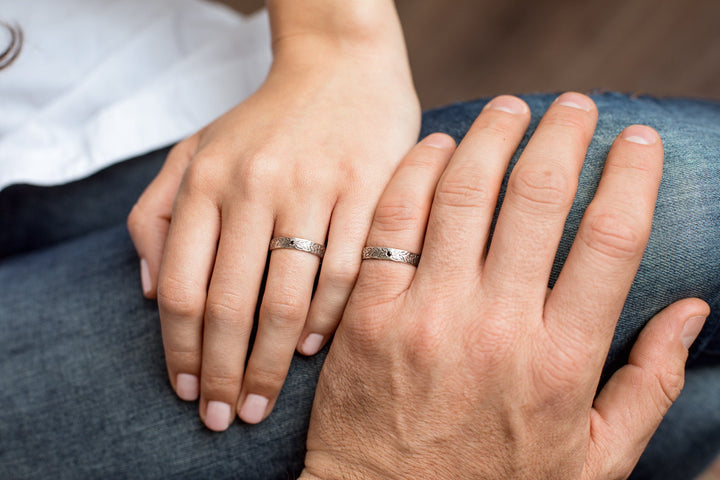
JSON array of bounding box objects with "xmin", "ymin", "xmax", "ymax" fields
[
  {"xmin": 237, "ymin": 202, "xmax": 331, "ymax": 424},
  {"xmin": 351, "ymin": 133, "xmax": 456, "ymax": 309}
]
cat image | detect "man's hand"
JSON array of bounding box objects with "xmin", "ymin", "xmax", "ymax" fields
[{"xmin": 300, "ymin": 93, "xmax": 709, "ymax": 479}]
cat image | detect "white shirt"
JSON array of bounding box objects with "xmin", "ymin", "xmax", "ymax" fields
[{"xmin": 0, "ymin": 0, "xmax": 272, "ymax": 190}]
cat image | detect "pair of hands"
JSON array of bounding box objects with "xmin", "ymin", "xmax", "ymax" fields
[
  {"xmin": 124, "ymin": 0, "xmax": 706, "ymax": 474},
  {"xmin": 130, "ymin": 77, "xmax": 708, "ymax": 476},
  {"xmin": 299, "ymin": 93, "xmax": 709, "ymax": 479}
]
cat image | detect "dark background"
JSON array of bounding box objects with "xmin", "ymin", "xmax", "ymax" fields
[{"xmin": 218, "ymin": 0, "xmax": 720, "ymax": 108}]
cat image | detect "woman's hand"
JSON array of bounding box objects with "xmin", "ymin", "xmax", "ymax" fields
[
  {"xmin": 300, "ymin": 93, "xmax": 709, "ymax": 479},
  {"xmin": 127, "ymin": 1, "xmax": 420, "ymax": 431}
]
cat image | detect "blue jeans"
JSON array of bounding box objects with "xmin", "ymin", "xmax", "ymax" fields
[{"xmin": 1, "ymin": 93, "xmax": 718, "ymax": 479}]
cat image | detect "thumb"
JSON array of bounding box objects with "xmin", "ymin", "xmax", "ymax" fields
[
  {"xmin": 583, "ymin": 298, "xmax": 710, "ymax": 480},
  {"xmin": 127, "ymin": 137, "xmax": 197, "ymax": 298}
]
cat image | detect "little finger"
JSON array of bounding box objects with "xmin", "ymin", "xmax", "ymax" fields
[
  {"xmin": 157, "ymin": 189, "xmax": 220, "ymax": 403},
  {"xmin": 127, "ymin": 136, "xmax": 198, "ymax": 297},
  {"xmin": 545, "ymin": 125, "xmax": 663, "ymax": 362}
]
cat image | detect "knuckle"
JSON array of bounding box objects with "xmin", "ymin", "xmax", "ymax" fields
[
  {"xmin": 205, "ymin": 301, "xmax": 241, "ymax": 323},
  {"xmin": 607, "ymin": 152, "xmax": 656, "ymax": 176},
  {"xmin": 238, "ymin": 151, "xmax": 279, "ymax": 192},
  {"xmin": 584, "ymin": 433, "xmax": 635, "ymax": 480},
  {"xmin": 126, "ymin": 203, "xmax": 144, "ymax": 235},
  {"xmin": 407, "ymin": 143, "xmax": 449, "ymax": 168},
  {"xmin": 434, "ymin": 173, "xmax": 490, "ymax": 211},
  {"xmin": 373, "ymin": 198, "xmax": 424, "ymax": 233},
  {"xmin": 334, "ymin": 157, "xmax": 360, "ymax": 183},
  {"xmin": 239, "ymin": 151, "xmax": 337, "ymax": 200},
  {"xmin": 342, "ymin": 297, "xmax": 394, "ymax": 348},
  {"xmin": 347, "ymin": 274, "xmax": 404, "ymax": 312},
  {"xmin": 545, "ymin": 109, "xmax": 593, "ymax": 134},
  {"xmin": 534, "ymin": 358, "xmax": 584, "ymax": 395},
  {"xmin": 205, "ymin": 313, "xmax": 253, "ymax": 339},
  {"xmin": 202, "ymin": 371, "xmax": 240, "ymax": 393},
  {"xmin": 246, "ymin": 365, "xmax": 287, "ymax": 392},
  {"xmin": 654, "ymin": 366, "xmax": 685, "ymax": 407},
  {"xmin": 181, "ymin": 155, "xmax": 220, "ymax": 196},
  {"xmin": 625, "ymin": 364, "xmax": 684, "ymax": 417},
  {"xmin": 475, "ymin": 112, "xmax": 523, "ymax": 137},
  {"xmin": 531, "ymin": 340, "xmax": 588, "ymax": 402},
  {"xmin": 168, "ymin": 140, "xmax": 187, "ymax": 157},
  {"xmin": 509, "ymin": 165, "xmax": 576, "ymax": 213},
  {"xmin": 322, "ymin": 263, "xmax": 359, "ymax": 291},
  {"xmin": 164, "ymin": 348, "xmax": 199, "ymax": 370},
  {"xmin": 581, "ymin": 209, "xmax": 647, "ymax": 261},
  {"xmin": 205, "ymin": 292, "xmax": 247, "ymax": 325},
  {"xmin": 345, "ymin": 317, "xmax": 388, "ymax": 351},
  {"xmin": 157, "ymin": 274, "xmax": 205, "ymax": 319},
  {"xmin": 406, "ymin": 313, "xmax": 448, "ymax": 365},
  {"xmin": 465, "ymin": 322, "xmax": 515, "ymax": 367},
  {"xmin": 300, "ymin": 160, "xmax": 337, "ymax": 191},
  {"xmin": 261, "ymin": 294, "xmax": 307, "ymax": 327}
]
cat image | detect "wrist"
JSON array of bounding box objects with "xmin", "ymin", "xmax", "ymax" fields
[
  {"xmin": 267, "ymin": 0, "xmax": 409, "ymax": 69},
  {"xmin": 268, "ymin": 0, "xmax": 402, "ymax": 47},
  {"xmin": 301, "ymin": 452, "xmax": 393, "ymax": 480}
]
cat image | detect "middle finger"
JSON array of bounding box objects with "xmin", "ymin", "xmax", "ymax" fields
[
  {"xmin": 200, "ymin": 203, "xmax": 273, "ymax": 431},
  {"xmin": 482, "ymin": 92, "xmax": 598, "ymax": 310}
]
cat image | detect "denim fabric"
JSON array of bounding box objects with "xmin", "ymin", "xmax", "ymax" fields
[
  {"xmin": 0, "ymin": 93, "xmax": 718, "ymax": 479},
  {"xmin": 0, "ymin": 148, "xmax": 167, "ymax": 258}
]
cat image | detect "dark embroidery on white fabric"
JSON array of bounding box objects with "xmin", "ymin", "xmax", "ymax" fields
[{"xmin": 0, "ymin": 21, "xmax": 23, "ymax": 71}]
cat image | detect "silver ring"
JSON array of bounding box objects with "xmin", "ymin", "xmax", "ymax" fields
[
  {"xmin": 362, "ymin": 246, "xmax": 420, "ymax": 266},
  {"xmin": 269, "ymin": 237, "xmax": 325, "ymax": 259}
]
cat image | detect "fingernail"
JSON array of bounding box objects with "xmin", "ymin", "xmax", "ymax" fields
[
  {"xmin": 681, "ymin": 316, "xmax": 706, "ymax": 350},
  {"xmin": 239, "ymin": 394, "xmax": 269, "ymax": 424},
  {"xmin": 140, "ymin": 258, "xmax": 151, "ymax": 295},
  {"xmin": 485, "ymin": 95, "xmax": 528, "ymax": 115},
  {"xmin": 176, "ymin": 374, "xmax": 199, "ymax": 401},
  {"xmin": 622, "ymin": 125, "xmax": 658, "ymax": 145},
  {"xmin": 300, "ymin": 333, "xmax": 324, "ymax": 356},
  {"xmin": 205, "ymin": 401, "xmax": 232, "ymax": 431},
  {"xmin": 422, "ymin": 133, "xmax": 456, "ymax": 149},
  {"xmin": 555, "ymin": 92, "xmax": 594, "ymax": 111}
]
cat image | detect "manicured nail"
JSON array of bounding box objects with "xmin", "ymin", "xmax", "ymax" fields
[
  {"xmin": 485, "ymin": 95, "xmax": 528, "ymax": 115},
  {"xmin": 140, "ymin": 258, "xmax": 151, "ymax": 295},
  {"xmin": 622, "ymin": 125, "xmax": 658, "ymax": 145},
  {"xmin": 300, "ymin": 333, "xmax": 324, "ymax": 356},
  {"xmin": 555, "ymin": 92, "xmax": 594, "ymax": 111},
  {"xmin": 205, "ymin": 401, "xmax": 232, "ymax": 431},
  {"xmin": 176, "ymin": 374, "xmax": 199, "ymax": 401},
  {"xmin": 239, "ymin": 394, "xmax": 269, "ymax": 424},
  {"xmin": 681, "ymin": 316, "xmax": 706, "ymax": 350},
  {"xmin": 422, "ymin": 133, "xmax": 456, "ymax": 149}
]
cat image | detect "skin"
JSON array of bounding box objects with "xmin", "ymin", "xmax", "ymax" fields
[
  {"xmin": 298, "ymin": 94, "xmax": 709, "ymax": 479},
  {"xmin": 127, "ymin": 0, "xmax": 419, "ymax": 430},
  {"xmin": 127, "ymin": 6, "xmax": 706, "ymax": 470}
]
